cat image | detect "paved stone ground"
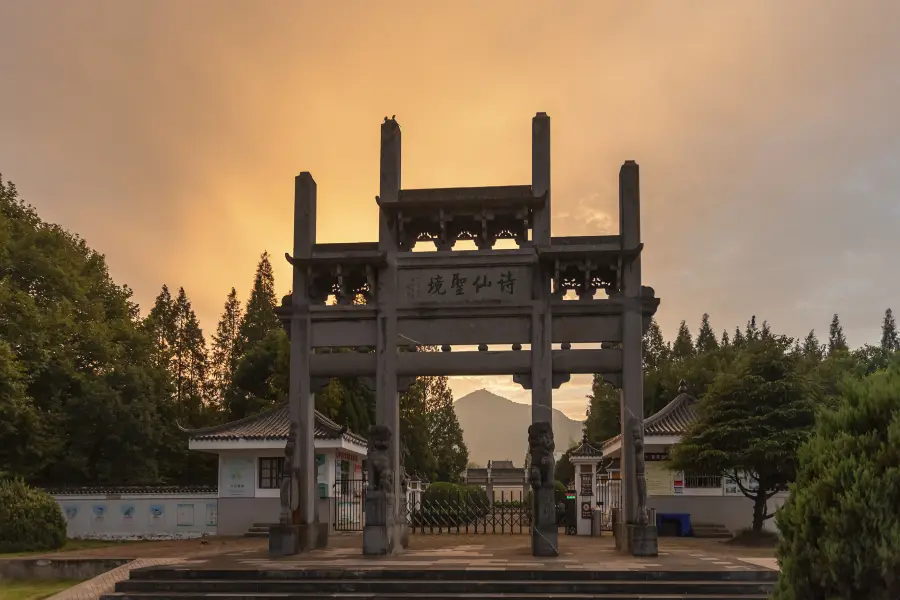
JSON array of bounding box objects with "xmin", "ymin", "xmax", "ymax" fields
[
  {"xmin": 35, "ymin": 534, "xmax": 779, "ymax": 600},
  {"xmin": 44, "ymin": 558, "xmax": 181, "ymax": 600},
  {"xmin": 166, "ymin": 535, "xmax": 778, "ymax": 573}
]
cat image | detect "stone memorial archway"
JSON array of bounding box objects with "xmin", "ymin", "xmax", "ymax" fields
[{"xmin": 271, "ymin": 113, "xmax": 659, "ymax": 558}]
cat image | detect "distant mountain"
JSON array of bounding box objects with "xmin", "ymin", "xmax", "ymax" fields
[{"xmin": 454, "ymin": 389, "xmax": 584, "ymax": 468}]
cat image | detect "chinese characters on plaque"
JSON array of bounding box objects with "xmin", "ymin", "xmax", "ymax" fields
[{"xmin": 400, "ymin": 266, "xmax": 530, "ymax": 303}]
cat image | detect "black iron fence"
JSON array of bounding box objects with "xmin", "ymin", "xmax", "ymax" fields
[
  {"xmin": 406, "ymin": 489, "xmax": 531, "ymax": 535},
  {"xmin": 333, "ymin": 478, "xmax": 365, "ymax": 531}
]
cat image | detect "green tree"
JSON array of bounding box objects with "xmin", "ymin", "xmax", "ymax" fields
[
  {"xmin": 584, "ymin": 374, "xmax": 620, "ymax": 443},
  {"xmin": 828, "ymin": 313, "xmax": 848, "ymax": 355},
  {"xmin": 144, "ymin": 285, "xmax": 177, "ymax": 371},
  {"xmin": 773, "ymin": 366, "xmax": 900, "ymax": 600},
  {"xmin": 237, "ymin": 251, "xmax": 281, "ymax": 356},
  {"xmin": 0, "ymin": 174, "xmax": 178, "ymax": 485},
  {"xmin": 642, "ymin": 318, "xmax": 669, "ymax": 369},
  {"xmin": 210, "ymin": 287, "xmax": 243, "ymax": 405},
  {"xmin": 172, "ymin": 287, "xmax": 211, "ymax": 426},
  {"xmin": 423, "ymin": 375, "xmax": 469, "ymax": 482},
  {"xmin": 744, "ymin": 315, "xmax": 759, "ymax": 342},
  {"xmin": 732, "ymin": 326, "xmax": 745, "ymax": 348},
  {"xmin": 400, "ymin": 379, "xmax": 437, "ymax": 480},
  {"xmin": 671, "ymin": 320, "xmax": 694, "ymax": 360},
  {"xmin": 668, "ymin": 335, "xmax": 818, "ymax": 533},
  {"xmin": 720, "ymin": 330, "xmax": 730, "ymax": 348},
  {"xmin": 695, "ymin": 313, "xmax": 719, "ymax": 354},
  {"xmin": 800, "ymin": 329, "xmax": 824, "ymax": 362},
  {"xmin": 881, "ymin": 308, "xmax": 899, "ymax": 352}
]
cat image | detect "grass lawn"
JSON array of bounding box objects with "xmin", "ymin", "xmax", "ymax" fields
[
  {"xmin": 0, "ymin": 538, "xmax": 140, "ymax": 558},
  {"xmin": 0, "ymin": 579, "xmax": 83, "ymax": 600}
]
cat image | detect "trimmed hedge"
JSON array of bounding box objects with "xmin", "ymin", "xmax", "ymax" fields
[{"xmin": 0, "ymin": 478, "xmax": 67, "ymax": 553}]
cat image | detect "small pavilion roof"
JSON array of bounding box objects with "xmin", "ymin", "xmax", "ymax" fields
[
  {"xmin": 602, "ymin": 380, "xmax": 698, "ymax": 450},
  {"xmin": 569, "ymin": 434, "xmax": 603, "ymax": 458},
  {"xmin": 180, "ymin": 404, "xmax": 367, "ymax": 447}
]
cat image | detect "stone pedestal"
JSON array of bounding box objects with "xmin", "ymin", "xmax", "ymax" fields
[
  {"xmin": 531, "ymin": 487, "xmax": 559, "ymax": 557},
  {"xmin": 268, "ymin": 523, "xmax": 328, "ymax": 557},
  {"xmin": 614, "ymin": 522, "xmax": 659, "ymax": 557},
  {"xmin": 363, "ymin": 490, "xmax": 400, "ymax": 555}
]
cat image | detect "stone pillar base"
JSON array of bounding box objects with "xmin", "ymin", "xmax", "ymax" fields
[
  {"xmin": 614, "ymin": 522, "xmax": 658, "ymax": 557},
  {"xmin": 268, "ymin": 523, "xmax": 328, "ymax": 557},
  {"xmin": 531, "ymin": 487, "xmax": 559, "ymax": 557}
]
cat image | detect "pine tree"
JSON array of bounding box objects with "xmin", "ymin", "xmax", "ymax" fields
[
  {"xmin": 733, "ymin": 326, "xmax": 745, "ymax": 348},
  {"xmin": 801, "ymin": 330, "xmax": 825, "ymax": 362},
  {"xmin": 745, "ymin": 315, "xmax": 759, "ymax": 342},
  {"xmin": 721, "ymin": 330, "xmax": 731, "ymax": 347},
  {"xmin": 144, "ymin": 285, "xmax": 177, "ymax": 371},
  {"xmin": 672, "ymin": 320, "xmax": 694, "ymax": 360},
  {"xmin": 172, "ymin": 287, "xmax": 210, "ymax": 425},
  {"xmin": 423, "ymin": 375, "xmax": 469, "ymax": 482},
  {"xmin": 695, "ymin": 313, "xmax": 719, "ymax": 354},
  {"xmin": 828, "ymin": 314, "xmax": 848, "ymax": 355},
  {"xmin": 880, "ymin": 308, "xmax": 899, "ymax": 352},
  {"xmin": 584, "ymin": 375, "xmax": 620, "ymax": 443},
  {"xmin": 642, "ymin": 318, "xmax": 669, "ymax": 370},
  {"xmin": 238, "ymin": 251, "xmax": 281, "ymax": 356},
  {"xmin": 210, "ymin": 288, "xmax": 243, "ymax": 404}
]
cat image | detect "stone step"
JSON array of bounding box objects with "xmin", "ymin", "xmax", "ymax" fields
[
  {"xmin": 103, "ymin": 594, "xmax": 771, "ymax": 600},
  {"xmin": 251, "ymin": 522, "xmax": 279, "ymax": 528},
  {"xmin": 240, "ymin": 531, "xmax": 269, "ymax": 538},
  {"xmin": 114, "ymin": 578, "xmax": 774, "ymax": 596},
  {"xmin": 128, "ymin": 568, "xmax": 778, "ymax": 583}
]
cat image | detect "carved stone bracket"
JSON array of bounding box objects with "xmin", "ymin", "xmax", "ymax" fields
[
  {"xmin": 552, "ymin": 257, "xmax": 618, "ymax": 300},
  {"xmin": 513, "ymin": 372, "xmax": 571, "ymax": 390}
]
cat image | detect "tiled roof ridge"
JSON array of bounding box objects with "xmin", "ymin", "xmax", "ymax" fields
[
  {"xmin": 176, "ymin": 403, "xmax": 288, "ymax": 436},
  {"xmin": 183, "ymin": 403, "xmax": 368, "ymax": 446},
  {"xmin": 600, "ymin": 380, "xmax": 697, "ymax": 449}
]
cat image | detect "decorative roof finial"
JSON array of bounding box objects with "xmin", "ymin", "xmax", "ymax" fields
[
  {"xmin": 678, "ymin": 379, "xmax": 688, "ymax": 394},
  {"xmin": 582, "ymin": 432, "xmax": 589, "ymax": 445}
]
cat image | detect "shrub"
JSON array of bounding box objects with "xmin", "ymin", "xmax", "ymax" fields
[
  {"xmin": 0, "ymin": 478, "xmax": 67, "ymax": 553},
  {"xmin": 773, "ymin": 367, "xmax": 900, "ymax": 600}
]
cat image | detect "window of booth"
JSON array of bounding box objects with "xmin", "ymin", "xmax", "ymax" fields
[{"xmin": 258, "ymin": 457, "xmax": 284, "ymax": 489}]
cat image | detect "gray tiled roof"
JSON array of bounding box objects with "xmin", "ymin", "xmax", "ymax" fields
[
  {"xmin": 570, "ymin": 435, "xmax": 603, "ymax": 458},
  {"xmin": 183, "ymin": 404, "xmax": 367, "ymax": 446},
  {"xmin": 602, "ymin": 380, "xmax": 698, "ymax": 450}
]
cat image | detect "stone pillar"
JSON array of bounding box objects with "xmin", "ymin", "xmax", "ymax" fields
[
  {"xmin": 270, "ymin": 172, "xmax": 327, "ymax": 556},
  {"xmin": 364, "ymin": 117, "xmax": 405, "ymax": 555},
  {"xmin": 617, "ymin": 161, "xmax": 657, "ymax": 556},
  {"xmin": 528, "ymin": 112, "xmax": 558, "ymax": 557}
]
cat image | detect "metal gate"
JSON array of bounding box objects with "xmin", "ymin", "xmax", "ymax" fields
[
  {"xmin": 406, "ymin": 489, "xmax": 531, "ymax": 535},
  {"xmin": 333, "ymin": 478, "xmax": 365, "ymax": 531},
  {"xmin": 594, "ymin": 480, "xmax": 622, "ymax": 531}
]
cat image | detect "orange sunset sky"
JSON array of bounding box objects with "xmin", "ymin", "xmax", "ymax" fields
[{"xmin": 2, "ymin": 1, "xmax": 899, "ymax": 419}]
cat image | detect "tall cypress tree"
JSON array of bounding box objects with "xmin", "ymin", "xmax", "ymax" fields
[
  {"xmin": 828, "ymin": 314, "xmax": 848, "ymax": 355},
  {"xmin": 672, "ymin": 320, "xmax": 695, "ymax": 360},
  {"xmin": 733, "ymin": 326, "xmax": 745, "ymax": 348},
  {"xmin": 172, "ymin": 287, "xmax": 210, "ymax": 426},
  {"xmin": 423, "ymin": 375, "xmax": 469, "ymax": 483},
  {"xmin": 238, "ymin": 251, "xmax": 281, "ymax": 356},
  {"xmin": 801, "ymin": 330, "xmax": 825, "ymax": 362},
  {"xmin": 695, "ymin": 313, "xmax": 719, "ymax": 353},
  {"xmin": 745, "ymin": 315, "xmax": 759, "ymax": 342},
  {"xmin": 642, "ymin": 318, "xmax": 669, "ymax": 370},
  {"xmin": 721, "ymin": 329, "xmax": 731, "ymax": 348},
  {"xmin": 144, "ymin": 285, "xmax": 177, "ymax": 371},
  {"xmin": 880, "ymin": 308, "xmax": 899, "ymax": 352},
  {"xmin": 211, "ymin": 288, "xmax": 243, "ymax": 404}
]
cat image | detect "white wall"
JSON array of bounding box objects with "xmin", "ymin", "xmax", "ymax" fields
[
  {"xmin": 55, "ymin": 494, "xmax": 217, "ymax": 539},
  {"xmin": 649, "ymin": 492, "xmax": 789, "ymax": 533}
]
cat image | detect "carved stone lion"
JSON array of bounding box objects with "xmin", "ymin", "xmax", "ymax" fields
[
  {"xmin": 527, "ymin": 422, "xmax": 555, "ymax": 491},
  {"xmin": 367, "ymin": 425, "xmax": 393, "ymax": 494},
  {"xmin": 631, "ymin": 417, "xmax": 648, "ymax": 525},
  {"xmin": 279, "ymin": 419, "xmax": 298, "ymax": 524}
]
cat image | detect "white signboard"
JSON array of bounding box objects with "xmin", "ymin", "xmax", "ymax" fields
[
  {"xmin": 220, "ymin": 456, "xmax": 255, "ymax": 497},
  {"xmin": 399, "ymin": 266, "xmax": 531, "ymax": 303}
]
